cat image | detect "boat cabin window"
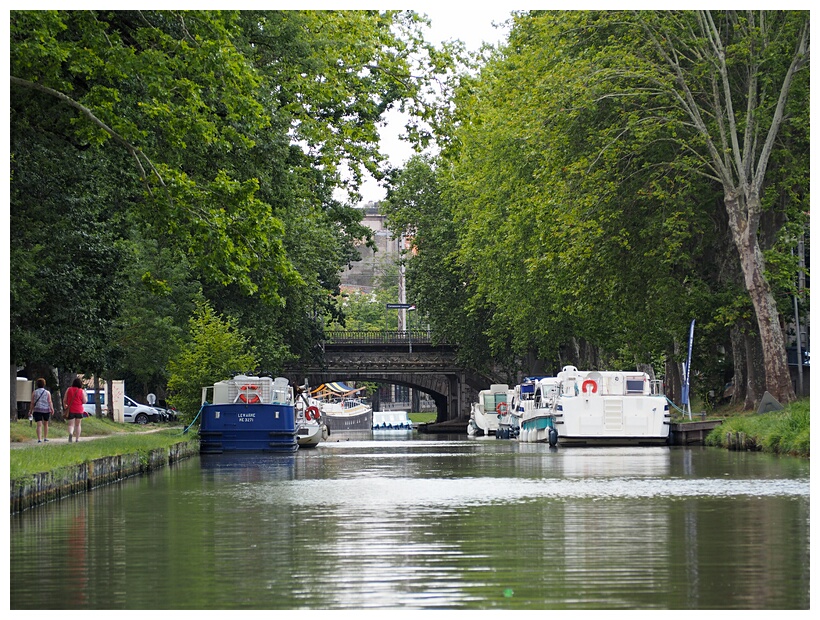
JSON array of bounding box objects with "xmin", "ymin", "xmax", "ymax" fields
[
  {"xmin": 625, "ymin": 378, "xmax": 645, "ymax": 394},
  {"xmin": 483, "ymin": 393, "xmax": 507, "ymax": 412}
]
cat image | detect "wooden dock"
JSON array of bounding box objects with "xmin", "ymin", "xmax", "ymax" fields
[{"xmin": 668, "ymin": 420, "xmax": 722, "ymax": 445}]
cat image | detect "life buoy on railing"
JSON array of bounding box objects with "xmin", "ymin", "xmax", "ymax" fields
[
  {"xmin": 496, "ymin": 402, "xmax": 508, "ymax": 415},
  {"xmin": 581, "ymin": 379, "xmax": 598, "ymax": 394},
  {"xmin": 306, "ymin": 405, "xmax": 320, "ymax": 421},
  {"xmin": 239, "ymin": 384, "xmax": 261, "ymax": 404}
]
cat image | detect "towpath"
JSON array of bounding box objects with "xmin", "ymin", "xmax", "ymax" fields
[{"xmin": 10, "ymin": 426, "xmax": 181, "ymax": 449}]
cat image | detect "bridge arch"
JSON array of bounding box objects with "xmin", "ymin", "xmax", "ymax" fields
[{"xmin": 284, "ymin": 330, "xmax": 493, "ymax": 422}]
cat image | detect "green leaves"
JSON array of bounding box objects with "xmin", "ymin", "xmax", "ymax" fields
[{"xmin": 167, "ymin": 300, "xmax": 259, "ymax": 418}]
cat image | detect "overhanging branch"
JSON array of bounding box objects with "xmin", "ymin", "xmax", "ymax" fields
[{"xmin": 10, "ymin": 75, "xmax": 172, "ymax": 205}]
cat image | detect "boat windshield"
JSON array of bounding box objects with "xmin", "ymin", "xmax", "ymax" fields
[{"xmin": 482, "ymin": 392, "xmax": 507, "ymax": 413}]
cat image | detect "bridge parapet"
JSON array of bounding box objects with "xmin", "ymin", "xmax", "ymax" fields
[{"xmin": 324, "ymin": 330, "xmax": 441, "ymax": 346}]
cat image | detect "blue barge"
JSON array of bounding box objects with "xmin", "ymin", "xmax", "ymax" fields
[{"xmin": 199, "ymin": 375, "xmax": 298, "ymax": 453}]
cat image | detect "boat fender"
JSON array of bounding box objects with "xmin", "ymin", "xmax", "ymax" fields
[
  {"xmin": 581, "ymin": 379, "xmax": 598, "ymax": 395},
  {"xmin": 496, "ymin": 402, "xmax": 508, "ymax": 415},
  {"xmin": 306, "ymin": 405, "xmax": 320, "ymax": 421}
]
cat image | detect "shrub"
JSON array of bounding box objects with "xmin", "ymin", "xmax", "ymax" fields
[{"xmin": 166, "ymin": 300, "xmax": 258, "ymax": 421}]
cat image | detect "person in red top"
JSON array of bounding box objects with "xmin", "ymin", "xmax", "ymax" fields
[{"xmin": 63, "ymin": 377, "xmax": 87, "ymax": 442}]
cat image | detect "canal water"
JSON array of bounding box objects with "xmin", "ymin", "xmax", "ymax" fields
[{"xmin": 10, "ymin": 434, "xmax": 810, "ymax": 609}]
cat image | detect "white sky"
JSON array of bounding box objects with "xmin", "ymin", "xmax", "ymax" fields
[{"xmin": 357, "ymin": 5, "xmax": 516, "ymax": 203}]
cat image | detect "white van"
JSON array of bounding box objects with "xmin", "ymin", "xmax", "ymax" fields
[{"xmin": 84, "ymin": 390, "xmax": 162, "ymax": 424}]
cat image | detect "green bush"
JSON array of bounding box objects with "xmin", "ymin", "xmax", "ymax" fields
[
  {"xmin": 166, "ymin": 300, "xmax": 258, "ymax": 421},
  {"xmin": 706, "ymin": 398, "xmax": 809, "ymax": 457}
]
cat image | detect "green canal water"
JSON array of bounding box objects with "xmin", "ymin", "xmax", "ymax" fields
[{"xmin": 9, "ymin": 435, "xmax": 810, "ymax": 609}]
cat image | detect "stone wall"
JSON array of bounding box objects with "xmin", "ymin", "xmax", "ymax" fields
[{"xmin": 10, "ymin": 440, "xmax": 199, "ymax": 514}]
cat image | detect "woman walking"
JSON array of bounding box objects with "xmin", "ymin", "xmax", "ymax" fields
[
  {"xmin": 63, "ymin": 377, "xmax": 87, "ymax": 442},
  {"xmin": 28, "ymin": 378, "xmax": 54, "ymax": 443}
]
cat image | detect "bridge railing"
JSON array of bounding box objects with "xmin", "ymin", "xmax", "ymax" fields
[{"xmin": 323, "ymin": 330, "xmax": 438, "ymax": 345}]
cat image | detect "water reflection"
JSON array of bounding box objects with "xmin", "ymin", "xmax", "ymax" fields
[{"xmin": 10, "ymin": 439, "xmax": 810, "ymax": 610}]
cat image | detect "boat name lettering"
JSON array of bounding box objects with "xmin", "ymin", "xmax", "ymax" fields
[{"xmin": 237, "ymin": 413, "xmax": 256, "ymax": 422}]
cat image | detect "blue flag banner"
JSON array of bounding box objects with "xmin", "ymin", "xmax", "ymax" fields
[{"xmin": 681, "ymin": 319, "xmax": 695, "ymax": 405}]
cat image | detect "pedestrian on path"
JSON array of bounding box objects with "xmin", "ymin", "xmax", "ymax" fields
[
  {"xmin": 63, "ymin": 377, "xmax": 87, "ymax": 442},
  {"xmin": 28, "ymin": 377, "xmax": 54, "ymax": 443}
]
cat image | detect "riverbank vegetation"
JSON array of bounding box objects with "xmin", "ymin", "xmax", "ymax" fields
[
  {"xmin": 10, "ymin": 10, "xmax": 808, "ymax": 421},
  {"xmin": 9, "ymin": 421, "xmax": 193, "ymax": 479},
  {"xmin": 705, "ymin": 398, "xmax": 810, "ymax": 458}
]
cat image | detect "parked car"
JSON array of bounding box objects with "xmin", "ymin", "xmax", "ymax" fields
[
  {"xmin": 84, "ymin": 390, "xmax": 163, "ymax": 424},
  {"xmin": 153, "ymin": 404, "xmax": 179, "ymax": 422}
]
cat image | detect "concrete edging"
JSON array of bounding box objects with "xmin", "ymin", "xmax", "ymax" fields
[{"xmin": 10, "ymin": 440, "xmax": 199, "ymax": 514}]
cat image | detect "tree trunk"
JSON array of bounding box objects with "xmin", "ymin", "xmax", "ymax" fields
[
  {"xmin": 10, "ymin": 364, "xmax": 19, "ymax": 422},
  {"xmin": 725, "ymin": 192, "xmax": 796, "ymax": 403},
  {"xmin": 106, "ymin": 374, "xmax": 115, "ymax": 421},
  {"xmin": 93, "ymin": 374, "xmax": 103, "ymax": 418},
  {"xmin": 729, "ymin": 326, "xmax": 746, "ymax": 407},
  {"xmin": 665, "ymin": 346, "xmax": 681, "ymax": 403},
  {"xmin": 57, "ymin": 369, "xmax": 74, "ymax": 421}
]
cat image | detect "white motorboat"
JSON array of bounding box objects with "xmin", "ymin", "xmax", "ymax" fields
[
  {"xmin": 549, "ymin": 365, "xmax": 670, "ymax": 446},
  {"xmin": 372, "ymin": 410, "xmax": 413, "ymax": 432},
  {"xmin": 519, "ymin": 376, "xmax": 559, "ymax": 445},
  {"xmin": 295, "ymin": 386, "xmax": 329, "ymax": 448},
  {"xmin": 467, "ymin": 383, "xmax": 511, "ymax": 437}
]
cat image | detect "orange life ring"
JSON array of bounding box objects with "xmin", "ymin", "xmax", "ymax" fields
[
  {"xmin": 306, "ymin": 406, "xmax": 320, "ymax": 421},
  {"xmin": 581, "ymin": 379, "xmax": 598, "ymax": 394},
  {"xmin": 496, "ymin": 402, "xmax": 508, "ymax": 415},
  {"xmin": 238, "ymin": 384, "xmax": 261, "ymax": 404}
]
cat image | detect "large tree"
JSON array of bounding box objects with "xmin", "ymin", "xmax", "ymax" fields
[{"xmin": 633, "ymin": 11, "xmax": 808, "ymax": 402}]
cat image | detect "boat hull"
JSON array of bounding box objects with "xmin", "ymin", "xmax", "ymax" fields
[
  {"xmin": 297, "ymin": 423, "xmax": 328, "ymax": 448},
  {"xmin": 553, "ymin": 394, "xmax": 670, "ymax": 446},
  {"xmin": 372, "ymin": 411, "xmax": 413, "ymax": 432},
  {"xmin": 324, "ymin": 409, "xmax": 373, "ymax": 431},
  {"xmin": 200, "ymin": 403, "xmax": 298, "ymax": 453},
  {"xmin": 555, "ymin": 435, "xmax": 670, "ymax": 447},
  {"xmin": 519, "ymin": 413, "xmax": 556, "ymax": 444}
]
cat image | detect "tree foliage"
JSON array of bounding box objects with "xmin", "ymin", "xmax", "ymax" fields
[
  {"xmin": 386, "ymin": 10, "xmax": 808, "ymax": 403},
  {"xmin": 166, "ymin": 300, "xmax": 258, "ymax": 419},
  {"xmin": 10, "ymin": 9, "xmax": 443, "ymax": 401}
]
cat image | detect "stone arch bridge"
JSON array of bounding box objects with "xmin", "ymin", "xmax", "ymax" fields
[{"xmin": 283, "ymin": 330, "xmax": 494, "ymax": 422}]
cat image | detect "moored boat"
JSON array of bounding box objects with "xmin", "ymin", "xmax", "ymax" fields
[
  {"xmin": 519, "ymin": 376, "xmax": 559, "ymax": 445},
  {"xmin": 295, "ymin": 387, "xmax": 329, "ymax": 448},
  {"xmin": 199, "ymin": 375, "xmax": 298, "ymax": 453},
  {"xmin": 467, "ymin": 383, "xmax": 511, "ymax": 437},
  {"xmin": 372, "ymin": 410, "xmax": 413, "ymax": 432},
  {"xmin": 550, "ymin": 365, "xmax": 670, "ymax": 446},
  {"xmin": 311, "ymin": 382, "xmax": 373, "ymax": 431}
]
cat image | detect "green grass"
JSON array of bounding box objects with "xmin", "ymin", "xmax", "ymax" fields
[
  {"xmin": 9, "ymin": 425, "xmax": 193, "ymax": 479},
  {"xmin": 409, "ymin": 412, "xmax": 437, "ymax": 424},
  {"xmin": 705, "ymin": 397, "xmax": 810, "ymax": 457},
  {"xmin": 10, "ymin": 416, "xmax": 163, "ymax": 443}
]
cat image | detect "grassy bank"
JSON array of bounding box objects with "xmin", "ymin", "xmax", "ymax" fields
[
  {"xmin": 409, "ymin": 412, "xmax": 437, "ymax": 425},
  {"xmin": 705, "ymin": 397, "xmax": 810, "ymax": 458},
  {"xmin": 10, "ymin": 421, "xmax": 193, "ymax": 479},
  {"xmin": 10, "ymin": 415, "xmax": 164, "ymax": 443}
]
